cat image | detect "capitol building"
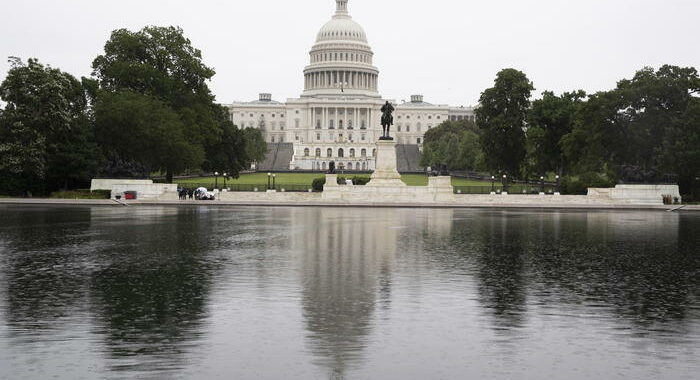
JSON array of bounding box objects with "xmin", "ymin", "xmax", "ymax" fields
[{"xmin": 226, "ymin": 0, "xmax": 475, "ymax": 172}]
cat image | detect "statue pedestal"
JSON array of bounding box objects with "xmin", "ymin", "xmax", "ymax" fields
[{"xmin": 368, "ymin": 140, "xmax": 405, "ymax": 187}]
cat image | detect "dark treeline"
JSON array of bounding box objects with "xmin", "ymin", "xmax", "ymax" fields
[
  {"xmin": 0, "ymin": 26, "xmax": 266, "ymax": 196},
  {"xmin": 422, "ymin": 67, "xmax": 700, "ymax": 198}
]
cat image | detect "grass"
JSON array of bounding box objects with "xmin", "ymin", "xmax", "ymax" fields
[{"xmin": 176, "ymin": 173, "xmax": 491, "ymax": 187}]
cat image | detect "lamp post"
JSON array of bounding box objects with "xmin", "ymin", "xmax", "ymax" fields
[
  {"xmin": 556, "ymin": 175, "xmax": 561, "ymax": 194},
  {"xmin": 491, "ymin": 175, "xmax": 495, "ymax": 193},
  {"xmin": 214, "ymin": 172, "xmax": 219, "ymax": 190},
  {"xmin": 272, "ymin": 174, "xmax": 277, "ymax": 190},
  {"xmin": 223, "ymin": 173, "xmax": 228, "ymax": 190},
  {"xmin": 503, "ymin": 174, "xmax": 508, "ymax": 193},
  {"xmin": 267, "ymin": 173, "xmax": 271, "ymax": 190},
  {"xmin": 540, "ymin": 176, "xmax": 545, "ymax": 193}
]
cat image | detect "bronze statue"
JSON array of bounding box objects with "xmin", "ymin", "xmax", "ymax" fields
[
  {"xmin": 328, "ymin": 161, "xmax": 336, "ymax": 174},
  {"xmin": 380, "ymin": 101, "xmax": 394, "ymax": 140}
]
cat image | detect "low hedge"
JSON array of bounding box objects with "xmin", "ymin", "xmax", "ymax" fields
[
  {"xmin": 561, "ymin": 173, "xmax": 616, "ymax": 195},
  {"xmin": 50, "ymin": 189, "xmax": 111, "ymax": 199}
]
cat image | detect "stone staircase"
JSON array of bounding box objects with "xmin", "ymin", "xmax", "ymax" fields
[
  {"xmin": 395, "ymin": 144, "xmax": 423, "ymax": 173},
  {"xmin": 257, "ymin": 143, "xmax": 294, "ymax": 171}
]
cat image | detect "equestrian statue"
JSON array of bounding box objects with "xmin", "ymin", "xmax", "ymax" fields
[{"xmin": 380, "ymin": 101, "xmax": 394, "ymax": 140}]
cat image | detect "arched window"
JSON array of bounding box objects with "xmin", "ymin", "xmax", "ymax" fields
[
  {"xmin": 322, "ymin": 162, "xmax": 327, "ymax": 171},
  {"xmin": 362, "ymin": 162, "xmax": 367, "ymax": 170},
  {"xmin": 349, "ymin": 148, "xmax": 355, "ymax": 158},
  {"xmin": 304, "ymin": 148, "xmax": 310, "ymax": 157},
  {"xmin": 338, "ymin": 148, "xmax": 344, "ymax": 158},
  {"xmin": 315, "ymin": 148, "xmax": 321, "ymax": 157},
  {"xmin": 327, "ymin": 148, "xmax": 333, "ymax": 158},
  {"xmin": 372, "ymin": 149, "xmax": 377, "ymax": 157},
  {"xmin": 361, "ymin": 149, "xmax": 367, "ymax": 157}
]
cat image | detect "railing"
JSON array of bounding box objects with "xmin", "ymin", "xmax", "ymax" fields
[
  {"xmin": 453, "ymin": 185, "xmax": 558, "ymax": 195},
  {"xmin": 177, "ymin": 183, "xmax": 317, "ymax": 193}
]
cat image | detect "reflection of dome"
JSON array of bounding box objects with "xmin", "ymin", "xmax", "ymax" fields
[{"xmin": 303, "ymin": 0, "xmax": 380, "ymax": 97}]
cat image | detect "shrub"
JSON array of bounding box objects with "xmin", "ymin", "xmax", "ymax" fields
[
  {"xmin": 312, "ymin": 177, "xmax": 326, "ymax": 192},
  {"xmin": 50, "ymin": 189, "xmax": 111, "ymax": 199},
  {"xmin": 561, "ymin": 173, "xmax": 616, "ymax": 195}
]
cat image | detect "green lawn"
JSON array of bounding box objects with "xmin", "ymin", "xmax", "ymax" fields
[{"xmin": 176, "ymin": 173, "xmax": 490, "ymax": 187}]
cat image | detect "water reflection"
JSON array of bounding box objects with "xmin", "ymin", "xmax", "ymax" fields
[
  {"xmin": 0, "ymin": 206, "xmax": 698, "ymax": 379},
  {"xmin": 0, "ymin": 206, "xmax": 219, "ymax": 377},
  {"xmin": 292, "ymin": 208, "xmax": 398, "ymax": 378}
]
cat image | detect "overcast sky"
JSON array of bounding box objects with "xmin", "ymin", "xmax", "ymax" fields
[{"xmin": 1, "ymin": 0, "xmax": 698, "ymax": 106}]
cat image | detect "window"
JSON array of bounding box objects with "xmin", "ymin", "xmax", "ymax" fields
[
  {"xmin": 280, "ymin": 122, "xmax": 285, "ymax": 130},
  {"xmin": 348, "ymin": 120, "xmax": 353, "ymax": 129},
  {"xmin": 417, "ymin": 138, "xmax": 422, "ymax": 144},
  {"xmin": 271, "ymin": 122, "xmax": 276, "ymax": 130},
  {"xmin": 361, "ymin": 149, "xmax": 367, "ymax": 157},
  {"xmin": 361, "ymin": 120, "xmax": 366, "ymax": 129},
  {"xmin": 295, "ymin": 134, "xmax": 300, "ymax": 141},
  {"xmin": 398, "ymin": 125, "xmax": 402, "ymax": 132},
  {"xmin": 339, "ymin": 120, "xmax": 343, "ymax": 129},
  {"xmin": 327, "ymin": 148, "xmax": 333, "ymax": 158},
  {"xmin": 349, "ymin": 148, "xmax": 355, "ymax": 158},
  {"xmin": 295, "ymin": 110, "xmax": 299, "ymax": 114},
  {"xmin": 348, "ymin": 133, "xmax": 353, "ymax": 141},
  {"xmin": 315, "ymin": 148, "xmax": 321, "ymax": 157},
  {"xmin": 329, "ymin": 120, "xmax": 335, "ymax": 129},
  {"xmin": 316, "ymin": 133, "xmax": 321, "ymax": 141},
  {"xmin": 428, "ymin": 115, "xmax": 432, "ymax": 119},
  {"xmin": 272, "ymin": 114, "xmax": 275, "ymax": 118},
  {"xmin": 361, "ymin": 134, "xmax": 366, "ymax": 141},
  {"xmin": 271, "ymin": 136, "xmax": 276, "ymax": 143},
  {"xmin": 250, "ymin": 113, "xmax": 253, "ymax": 117},
  {"xmin": 295, "ymin": 119, "xmax": 300, "ymax": 128},
  {"xmin": 407, "ymin": 125, "xmax": 410, "ymax": 132},
  {"xmin": 304, "ymin": 148, "xmax": 310, "ymax": 157},
  {"xmin": 338, "ymin": 148, "xmax": 344, "ymax": 158},
  {"xmin": 316, "ymin": 120, "xmax": 321, "ymax": 129},
  {"xmin": 437, "ymin": 116, "xmax": 441, "ymax": 120}
]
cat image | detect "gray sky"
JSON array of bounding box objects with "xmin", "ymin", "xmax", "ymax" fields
[{"xmin": 1, "ymin": 0, "xmax": 698, "ymax": 106}]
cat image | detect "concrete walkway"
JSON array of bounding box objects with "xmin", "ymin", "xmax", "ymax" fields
[{"xmin": 1, "ymin": 198, "xmax": 698, "ymax": 212}]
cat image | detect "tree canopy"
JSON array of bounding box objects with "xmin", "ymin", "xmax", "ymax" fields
[{"xmin": 476, "ymin": 68, "xmax": 534, "ymax": 176}]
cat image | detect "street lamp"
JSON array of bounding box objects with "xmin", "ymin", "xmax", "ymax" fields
[
  {"xmin": 272, "ymin": 174, "xmax": 277, "ymax": 190},
  {"xmin": 267, "ymin": 173, "xmax": 272, "ymax": 190},
  {"xmin": 214, "ymin": 172, "xmax": 219, "ymax": 190},
  {"xmin": 223, "ymin": 172, "xmax": 228, "ymax": 190},
  {"xmin": 491, "ymin": 175, "xmax": 495, "ymax": 193},
  {"xmin": 502, "ymin": 174, "xmax": 508, "ymax": 193},
  {"xmin": 540, "ymin": 176, "xmax": 545, "ymax": 193},
  {"xmin": 556, "ymin": 175, "xmax": 561, "ymax": 193}
]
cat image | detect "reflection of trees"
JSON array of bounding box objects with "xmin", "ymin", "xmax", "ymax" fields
[
  {"xmin": 444, "ymin": 210, "xmax": 699, "ymax": 334},
  {"xmin": 457, "ymin": 212, "xmax": 529, "ymax": 329},
  {"xmin": 89, "ymin": 208, "xmax": 216, "ymax": 374},
  {"xmin": 0, "ymin": 206, "xmax": 218, "ymax": 375},
  {"xmin": 0, "ymin": 206, "xmax": 94, "ymax": 333},
  {"xmin": 291, "ymin": 208, "xmax": 396, "ymax": 378}
]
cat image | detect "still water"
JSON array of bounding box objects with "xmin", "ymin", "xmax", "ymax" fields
[{"xmin": 0, "ymin": 205, "xmax": 698, "ymax": 379}]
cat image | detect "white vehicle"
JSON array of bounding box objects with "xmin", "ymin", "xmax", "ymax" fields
[{"xmin": 195, "ymin": 187, "xmax": 216, "ymax": 201}]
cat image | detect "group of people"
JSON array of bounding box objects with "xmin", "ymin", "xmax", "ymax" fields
[{"xmin": 178, "ymin": 188, "xmax": 195, "ymax": 200}]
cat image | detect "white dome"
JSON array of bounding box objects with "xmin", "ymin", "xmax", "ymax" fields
[{"xmin": 316, "ymin": 17, "xmax": 368, "ymax": 43}]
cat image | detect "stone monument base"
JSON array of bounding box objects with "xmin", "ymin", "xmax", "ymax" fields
[{"xmin": 368, "ymin": 140, "xmax": 405, "ymax": 187}]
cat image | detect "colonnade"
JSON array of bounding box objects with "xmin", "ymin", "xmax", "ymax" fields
[
  {"xmin": 305, "ymin": 71, "xmax": 378, "ymax": 91},
  {"xmin": 307, "ymin": 106, "xmax": 374, "ymax": 130}
]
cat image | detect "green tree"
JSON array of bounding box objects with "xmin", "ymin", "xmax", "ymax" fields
[
  {"xmin": 0, "ymin": 58, "xmax": 98, "ymax": 195},
  {"xmin": 420, "ymin": 120, "xmax": 483, "ymax": 171},
  {"xmin": 526, "ymin": 90, "xmax": 586, "ymax": 176},
  {"xmin": 476, "ymin": 69, "xmax": 534, "ymax": 177},
  {"xmin": 561, "ymin": 65, "xmax": 700, "ymax": 194},
  {"xmin": 91, "ymin": 26, "xmax": 224, "ymax": 182},
  {"xmin": 94, "ymin": 91, "xmax": 204, "ymax": 177}
]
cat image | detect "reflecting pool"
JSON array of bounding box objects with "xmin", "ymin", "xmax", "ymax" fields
[{"xmin": 0, "ymin": 206, "xmax": 698, "ymax": 379}]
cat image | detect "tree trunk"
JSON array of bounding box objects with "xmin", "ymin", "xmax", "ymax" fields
[{"xmin": 166, "ymin": 170, "xmax": 173, "ymax": 184}]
